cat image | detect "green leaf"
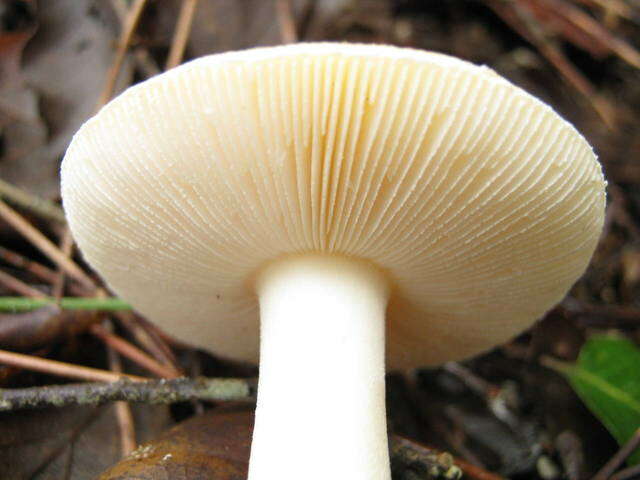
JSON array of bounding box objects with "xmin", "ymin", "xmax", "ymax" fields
[{"xmin": 549, "ymin": 336, "xmax": 640, "ymax": 464}]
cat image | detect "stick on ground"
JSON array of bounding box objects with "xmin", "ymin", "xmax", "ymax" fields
[
  {"xmin": 0, "ymin": 200, "xmax": 96, "ymax": 290},
  {"xmin": 0, "ymin": 377, "xmax": 255, "ymax": 410},
  {"xmin": 0, "ymin": 178, "xmax": 66, "ymax": 223},
  {"xmin": 0, "ymin": 348, "xmax": 146, "ymax": 383},
  {"xmin": 593, "ymin": 428, "xmax": 640, "ymax": 480},
  {"xmin": 90, "ymin": 323, "xmax": 181, "ymax": 379}
]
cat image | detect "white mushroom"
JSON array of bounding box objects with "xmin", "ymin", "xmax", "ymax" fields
[{"xmin": 61, "ymin": 43, "xmax": 606, "ymax": 480}]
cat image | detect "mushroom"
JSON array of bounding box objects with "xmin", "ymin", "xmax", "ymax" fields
[{"xmin": 61, "ymin": 43, "xmax": 605, "ymax": 480}]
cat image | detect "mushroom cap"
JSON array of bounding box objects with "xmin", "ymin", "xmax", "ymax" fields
[{"xmin": 62, "ymin": 43, "xmax": 605, "ymax": 368}]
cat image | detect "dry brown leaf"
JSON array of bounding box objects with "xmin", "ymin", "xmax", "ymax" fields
[
  {"xmin": 0, "ymin": 0, "xmax": 132, "ymax": 198},
  {"xmin": 0, "ymin": 305, "xmax": 100, "ymax": 351},
  {"xmin": 0, "ymin": 0, "xmax": 47, "ymax": 192},
  {"xmin": 98, "ymin": 406, "xmax": 252, "ymax": 480},
  {"xmin": 0, "ymin": 403, "xmax": 172, "ymax": 479},
  {"xmin": 0, "ymin": 1, "xmax": 38, "ymax": 112},
  {"xmin": 98, "ymin": 406, "xmax": 463, "ymax": 480},
  {"xmin": 0, "ymin": 304, "xmax": 62, "ymax": 350}
]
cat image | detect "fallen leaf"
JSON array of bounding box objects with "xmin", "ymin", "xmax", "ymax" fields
[
  {"xmin": 552, "ymin": 336, "xmax": 640, "ymax": 464},
  {"xmin": 0, "ymin": 0, "xmax": 47, "ymax": 193},
  {"xmin": 98, "ymin": 406, "xmax": 462, "ymax": 480},
  {"xmin": 0, "ymin": 403, "xmax": 172, "ymax": 479},
  {"xmin": 99, "ymin": 405, "xmax": 252, "ymax": 480},
  {"xmin": 0, "ymin": 0, "xmax": 38, "ymax": 100},
  {"xmin": 1, "ymin": 0, "xmax": 132, "ymax": 198},
  {"xmin": 0, "ymin": 305, "xmax": 99, "ymax": 351},
  {"xmin": 0, "ymin": 304, "xmax": 62, "ymax": 350}
]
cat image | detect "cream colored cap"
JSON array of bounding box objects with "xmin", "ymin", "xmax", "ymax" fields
[{"xmin": 61, "ymin": 43, "xmax": 605, "ymax": 368}]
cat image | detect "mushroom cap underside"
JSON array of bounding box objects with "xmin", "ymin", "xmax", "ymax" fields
[{"xmin": 61, "ymin": 43, "xmax": 605, "ymax": 368}]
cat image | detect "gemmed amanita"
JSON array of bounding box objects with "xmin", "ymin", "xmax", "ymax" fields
[{"xmin": 61, "ymin": 44, "xmax": 605, "ymax": 480}]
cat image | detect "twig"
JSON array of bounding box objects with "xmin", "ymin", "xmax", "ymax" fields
[
  {"xmin": 296, "ymin": 0, "xmax": 317, "ymax": 40},
  {"xmin": 443, "ymin": 362, "xmax": 521, "ymax": 430},
  {"xmin": 0, "ymin": 178, "xmax": 66, "ymax": 223},
  {"xmin": 134, "ymin": 46, "xmax": 161, "ymax": 78},
  {"xmin": 593, "ymin": 428, "xmax": 640, "ymax": 480},
  {"xmin": 114, "ymin": 312, "xmax": 182, "ymax": 375},
  {"xmin": 98, "ymin": 0, "xmax": 149, "ymax": 106},
  {"xmin": 610, "ymin": 464, "xmax": 640, "ymax": 480},
  {"xmin": 556, "ymin": 431, "xmax": 585, "ymax": 480},
  {"xmin": 104, "ymin": 320, "xmax": 137, "ymax": 456},
  {"xmin": 110, "ymin": 0, "xmax": 161, "ymax": 78},
  {"xmin": 535, "ymin": 0, "xmax": 640, "ymax": 68},
  {"xmin": 443, "ymin": 362, "xmax": 498, "ymax": 398},
  {"xmin": 0, "ymin": 296, "xmax": 131, "ymax": 312},
  {"xmin": 561, "ymin": 299, "xmax": 640, "ymax": 328},
  {"xmin": 0, "ymin": 269, "xmax": 47, "ymax": 298},
  {"xmin": 186, "ymin": 347, "xmax": 204, "ymax": 414},
  {"xmin": 90, "ymin": 323, "xmax": 181, "ymax": 378},
  {"xmin": 62, "ymin": 441, "xmax": 74, "ymax": 480},
  {"xmin": 390, "ymin": 435, "xmax": 502, "ymax": 480},
  {"xmin": 112, "ymin": 385, "xmax": 136, "ymax": 457},
  {"xmin": 0, "ymin": 377, "xmax": 254, "ymax": 410},
  {"xmin": 109, "ymin": 0, "xmax": 128, "ymax": 20},
  {"xmin": 0, "ymin": 348, "xmax": 146, "ymax": 382},
  {"xmin": 539, "ymin": 355, "xmax": 571, "ymax": 374},
  {"xmin": 135, "ymin": 314, "xmax": 192, "ymax": 350},
  {"xmin": 0, "ymin": 199, "xmax": 96, "ymax": 290},
  {"xmin": 165, "ymin": 0, "xmax": 199, "ymax": 69},
  {"xmin": 484, "ymin": 0, "xmax": 616, "ymax": 127},
  {"xmin": 451, "ymin": 455, "xmax": 507, "ymax": 480},
  {"xmin": 132, "ymin": 314, "xmax": 184, "ymax": 360},
  {"xmin": 133, "ymin": 315, "xmax": 180, "ymax": 365},
  {"xmin": 0, "ymin": 246, "xmax": 58, "ymax": 283},
  {"xmin": 517, "ymin": 3, "xmax": 613, "ymax": 125},
  {"xmin": 575, "ymin": 0, "xmax": 639, "ymax": 25},
  {"xmin": 0, "ymin": 247, "xmax": 88, "ymax": 296},
  {"xmin": 51, "ymin": 228, "xmax": 73, "ymax": 299},
  {"xmin": 276, "ymin": 0, "xmax": 297, "ymax": 43}
]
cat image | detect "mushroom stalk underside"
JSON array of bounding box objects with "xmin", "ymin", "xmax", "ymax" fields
[{"xmin": 250, "ymin": 254, "xmax": 391, "ymax": 480}]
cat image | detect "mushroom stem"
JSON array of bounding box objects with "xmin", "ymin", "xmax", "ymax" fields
[{"xmin": 251, "ymin": 254, "xmax": 391, "ymax": 480}]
